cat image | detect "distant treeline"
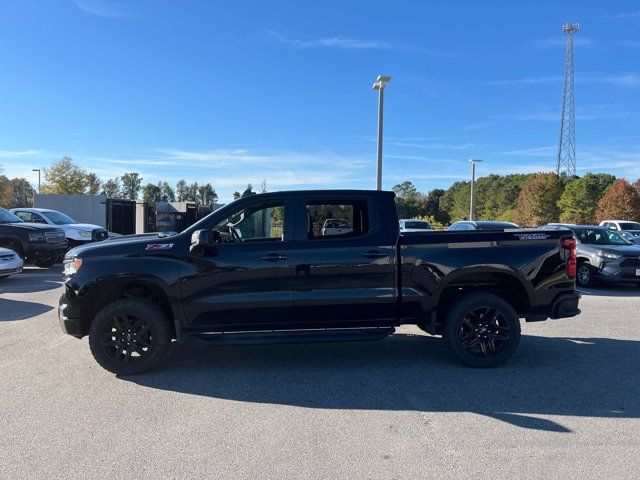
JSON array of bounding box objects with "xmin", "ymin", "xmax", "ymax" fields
[{"xmin": 394, "ymin": 173, "xmax": 640, "ymax": 227}]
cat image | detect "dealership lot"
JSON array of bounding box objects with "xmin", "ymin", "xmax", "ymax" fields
[{"xmin": 1, "ymin": 267, "xmax": 639, "ymax": 480}]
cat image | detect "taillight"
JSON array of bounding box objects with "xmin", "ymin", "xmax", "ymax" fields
[{"xmin": 561, "ymin": 237, "xmax": 577, "ymax": 279}]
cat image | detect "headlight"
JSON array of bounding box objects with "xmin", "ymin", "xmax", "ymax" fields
[
  {"xmin": 63, "ymin": 257, "xmax": 83, "ymax": 276},
  {"xmin": 77, "ymin": 230, "xmax": 91, "ymax": 238},
  {"xmin": 28, "ymin": 232, "xmax": 46, "ymax": 242},
  {"xmin": 596, "ymin": 250, "xmax": 621, "ymax": 259}
]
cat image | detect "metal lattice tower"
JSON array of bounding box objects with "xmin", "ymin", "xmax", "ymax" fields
[{"xmin": 556, "ymin": 22, "xmax": 579, "ymax": 176}]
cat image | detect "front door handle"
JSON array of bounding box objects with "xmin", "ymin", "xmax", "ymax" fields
[
  {"xmin": 362, "ymin": 250, "xmax": 387, "ymax": 258},
  {"xmin": 262, "ymin": 253, "xmax": 288, "ymax": 262}
]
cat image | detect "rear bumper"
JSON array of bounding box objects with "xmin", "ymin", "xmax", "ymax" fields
[{"xmin": 549, "ymin": 291, "xmax": 581, "ymax": 319}]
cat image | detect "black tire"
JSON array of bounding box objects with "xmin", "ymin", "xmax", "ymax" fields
[
  {"xmin": 443, "ymin": 292, "xmax": 521, "ymax": 368},
  {"xmin": 34, "ymin": 256, "xmax": 55, "ymax": 268},
  {"xmin": 89, "ymin": 298, "xmax": 171, "ymax": 375},
  {"xmin": 576, "ymin": 262, "xmax": 594, "ymax": 288}
]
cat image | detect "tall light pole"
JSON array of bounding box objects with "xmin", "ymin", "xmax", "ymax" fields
[
  {"xmin": 373, "ymin": 75, "xmax": 391, "ymax": 190},
  {"xmin": 32, "ymin": 169, "xmax": 41, "ymax": 193},
  {"xmin": 469, "ymin": 159, "xmax": 483, "ymax": 220}
]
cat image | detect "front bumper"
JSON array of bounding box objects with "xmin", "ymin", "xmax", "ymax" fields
[
  {"xmin": 25, "ymin": 241, "xmax": 68, "ymax": 260},
  {"xmin": 596, "ymin": 261, "xmax": 640, "ymax": 283},
  {"xmin": 549, "ymin": 291, "xmax": 581, "ymax": 319},
  {"xmin": 58, "ymin": 287, "xmax": 84, "ymax": 338},
  {"xmin": 0, "ymin": 257, "xmax": 24, "ymax": 276}
]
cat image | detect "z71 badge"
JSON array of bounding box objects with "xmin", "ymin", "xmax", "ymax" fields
[{"xmin": 146, "ymin": 243, "xmax": 174, "ymax": 251}]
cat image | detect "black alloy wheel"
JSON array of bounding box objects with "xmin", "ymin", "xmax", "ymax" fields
[
  {"xmin": 443, "ymin": 292, "xmax": 521, "ymax": 368},
  {"xmin": 89, "ymin": 298, "xmax": 171, "ymax": 375}
]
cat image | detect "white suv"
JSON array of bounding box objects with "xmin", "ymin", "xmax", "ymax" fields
[
  {"xmin": 599, "ymin": 220, "xmax": 640, "ymax": 240},
  {"xmin": 11, "ymin": 208, "xmax": 108, "ymax": 247}
]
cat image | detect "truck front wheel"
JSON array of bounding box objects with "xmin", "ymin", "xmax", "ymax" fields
[
  {"xmin": 443, "ymin": 292, "xmax": 521, "ymax": 368},
  {"xmin": 89, "ymin": 298, "xmax": 171, "ymax": 375}
]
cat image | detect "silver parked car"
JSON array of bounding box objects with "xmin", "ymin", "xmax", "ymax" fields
[
  {"xmin": 545, "ymin": 224, "xmax": 640, "ymax": 287},
  {"xmin": 0, "ymin": 247, "xmax": 24, "ymax": 279}
]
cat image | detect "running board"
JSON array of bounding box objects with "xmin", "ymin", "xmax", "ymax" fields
[{"xmin": 191, "ymin": 327, "xmax": 396, "ymax": 346}]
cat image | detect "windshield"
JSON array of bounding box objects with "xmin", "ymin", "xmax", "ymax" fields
[
  {"xmin": 0, "ymin": 208, "xmax": 23, "ymax": 223},
  {"xmin": 618, "ymin": 222, "xmax": 640, "ymax": 231},
  {"xmin": 575, "ymin": 228, "xmax": 632, "ymax": 246},
  {"xmin": 41, "ymin": 210, "xmax": 75, "ymax": 225},
  {"xmin": 404, "ymin": 221, "xmax": 431, "ymax": 229}
]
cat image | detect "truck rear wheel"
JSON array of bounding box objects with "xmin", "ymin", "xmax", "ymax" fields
[
  {"xmin": 89, "ymin": 298, "xmax": 171, "ymax": 375},
  {"xmin": 443, "ymin": 292, "xmax": 521, "ymax": 368}
]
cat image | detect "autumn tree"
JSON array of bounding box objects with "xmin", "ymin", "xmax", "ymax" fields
[
  {"xmin": 42, "ymin": 156, "xmax": 89, "ymax": 194},
  {"xmin": 595, "ymin": 179, "xmax": 640, "ymax": 223},
  {"xmin": 557, "ymin": 173, "xmax": 615, "ymax": 224},
  {"xmin": 10, "ymin": 178, "xmax": 36, "ymax": 208},
  {"xmin": 120, "ymin": 172, "xmax": 142, "ymax": 200},
  {"xmin": 513, "ymin": 173, "xmax": 563, "ymax": 226}
]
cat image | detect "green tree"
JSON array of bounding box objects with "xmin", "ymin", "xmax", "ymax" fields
[
  {"xmin": 197, "ymin": 182, "xmax": 217, "ymax": 204},
  {"xmin": 158, "ymin": 181, "xmax": 175, "ymax": 202},
  {"xmin": 425, "ymin": 188, "xmax": 449, "ymax": 224},
  {"xmin": 392, "ymin": 181, "xmax": 428, "ymax": 219},
  {"xmin": 175, "ymin": 179, "xmax": 188, "ymax": 201},
  {"xmin": 85, "ymin": 172, "xmax": 101, "ymax": 195},
  {"xmin": 120, "ymin": 172, "xmax": 142, "ymax": 200},
  {"xmin": 101, "ymin": 178, "xmax": 121, "ymax": 198},
  {"xmin": 558, "ymin": 173, "xmax": 616, "ymax": 224},
  {"xmin": 513, "ymin": 173, "xmax": 563, "ymax": 226},
  {"xmin": 41, "ymin": 156, "xmax": 89, "ymax": 194},
  {"xmin": 595, "ymin": 179, "xmax": 640, "ymax": 223},
  {"xmin": 232, "ymin": 191, "xmax": 241, "ymax": 200},
  {"xmin": 440, "ymin": 181, "xmax": 471, "ymax": 221},
  {"xmin": 141, "ymin": 183, "xmax": 162, "ymax": 203}
]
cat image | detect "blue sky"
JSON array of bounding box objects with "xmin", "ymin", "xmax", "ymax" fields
[{"xmin": 1, "ymin": 0, "xmax": 639, "ymax": 202}]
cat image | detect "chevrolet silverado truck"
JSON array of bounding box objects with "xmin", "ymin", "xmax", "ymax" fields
[{"xmin": 58, "ymin": 190, "xmax": 580, "ymax": 374}]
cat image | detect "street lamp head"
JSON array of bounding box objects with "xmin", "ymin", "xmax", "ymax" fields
[
  {"xmin": 32, "ymin": 168, "xmax": 40, "ymax": 172},
  {"xmin": 372, "ymin": 75, "xmax": 392, "ymax": 90},
  {"xmin": 469, "ymin": 158, "xmax": 483, "ymax": 163}
]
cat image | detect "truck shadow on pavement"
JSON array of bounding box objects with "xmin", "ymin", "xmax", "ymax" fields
[
  {"xmin": 124, "ymin": 334, "xmax": 640, "ymax": 433},
  {"xmin": 0, "ymin": 298, "xmax": 53, "ymax": 321}
]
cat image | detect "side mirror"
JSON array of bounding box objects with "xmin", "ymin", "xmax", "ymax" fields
[
  {"xmin": 190, "ymin": 229, "xmax": 210, "ymax": 253},
  {"xmin": 608, "ymin": 226, "xmax": 617, "ymax": 231}
]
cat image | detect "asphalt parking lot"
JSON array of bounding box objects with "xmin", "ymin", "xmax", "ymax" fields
[{"xmin": 1, "ymin": 267, "xmax": 639, "ymax": 479}]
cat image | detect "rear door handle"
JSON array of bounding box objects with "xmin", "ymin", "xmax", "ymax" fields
[
  {"xmin": 362, "ymin": 250, "xmax": 387, "ymax": 258},
  {"xmin": 262, "ymin": 253, "xmax": 288, "ymax": 262}
]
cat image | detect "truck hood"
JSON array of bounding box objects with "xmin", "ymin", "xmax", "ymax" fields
[
  {"xmin": 0, "ymin": 222, "xmax": 61, "ymax": 232},
  {"xmin": 65, "ymin": 223, "xmax": 105, "ymax": 231},
  {"xmin": 67, "ymin": 234, "xmax": 179, "ymax": 258}
]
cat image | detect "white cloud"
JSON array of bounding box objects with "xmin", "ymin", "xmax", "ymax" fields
[
  {"xmin": 603, "ymin": 11, "xmax": 640, "ymax": 19},
  {"xmin": 503, "ymin": 146, "xmax": 556, "ymax": 157},
  {"xmin": 488, "ymin": 72, "xmax": 640, "ymax": 87},
  {"xmin": 0, "ymin": 149, "xmax": 40, "ymax": 158},
  {"xmin": 463, "ymin": 121, "xmax": 495, "ymax": 131},
  {"xmin": 265, "ymin": 29, "xmax": 391, "ymax": 50},
  {"xmin": 74, "ymin": 0, "xmax": 131, "ymax": 18}
]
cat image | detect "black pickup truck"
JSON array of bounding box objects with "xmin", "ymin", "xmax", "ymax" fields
[
  {"xmin": 58, "ymin": 190, "xmax": 580, "ymax": 374},
  {"xmin": 0, "ymin": 207, "xmax": 67, "ymax": 267}
]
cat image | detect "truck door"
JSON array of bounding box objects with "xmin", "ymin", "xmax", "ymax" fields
[
  {"xmin": 291, "ymin": 195, "xmax": 397, "ymax": 326},
  {"xmin": 180, "ymin": 196, "xmax": 296, "ymax": 330}
]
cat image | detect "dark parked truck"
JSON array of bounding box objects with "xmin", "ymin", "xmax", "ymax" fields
[
  {"xmin": 58, "ymin": 190, "xmax": 581, "ymax": 374},
  {"xmin": 0, "ymin": 208, "xmax": 67, "ymax": 267}
]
